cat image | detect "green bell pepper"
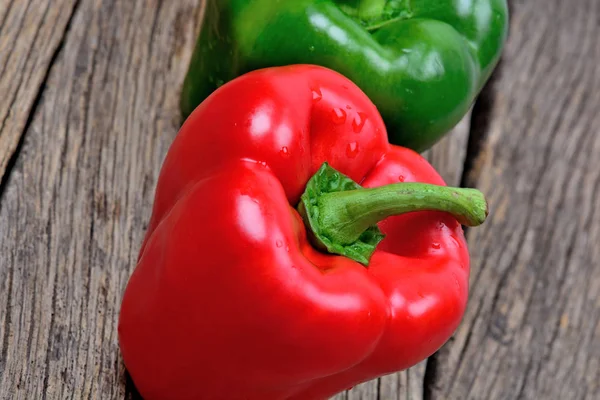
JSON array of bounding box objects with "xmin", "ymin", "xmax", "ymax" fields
[{"xmin": 180, "ymin": 0, "xmax": 509, "ymax": 152}]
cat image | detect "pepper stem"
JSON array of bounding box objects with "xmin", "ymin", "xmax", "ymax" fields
[{"xmin": 298, "ymin": 163, "xmax": 488, "ymax": 265}]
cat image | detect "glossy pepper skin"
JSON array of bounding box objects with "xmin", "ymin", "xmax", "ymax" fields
[
  {"xmin": 119, "ymin": 65, "xmax": 485, "ymax": 400},
  {"xmin": 179, "ymin": 0, "xmax": 509, "ymax": 152}
]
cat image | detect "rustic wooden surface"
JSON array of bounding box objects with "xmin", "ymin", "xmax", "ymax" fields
[{"xmin": 0, "ymin": 0, "xmax": 598, "ymax": 399}]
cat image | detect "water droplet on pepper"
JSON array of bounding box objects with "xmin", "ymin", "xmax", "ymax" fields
[
  {"xmin": 346, "ymin": 142, "xmax": 359, "ymax": 158},
  {"xmin": 352, "ymin": 112, "xmax": 368, "ymax": 133},
  {"xmin": 449, "ymin": 235, "xmax": 459, "ymax": 246},
  {"xmin": 331, "ymin": 108, "xmax": 347, "ymax": 124},
  {"xmin": 311, "ymin": 88, "xmax": 322, "ymax": 103}
]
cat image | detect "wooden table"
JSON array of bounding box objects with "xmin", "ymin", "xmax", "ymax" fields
[{"xmin": 1, "ymin": 0, "xmax": 598, "ymax": 398}]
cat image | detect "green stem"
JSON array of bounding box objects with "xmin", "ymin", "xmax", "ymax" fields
[
  {"xmin": 364, "ymin": 15, "xmax": 408, "ymax": 31},
  {"xmin": 358, "ymin": 0, "xmax": 387, "ymax": 20},
  {"xmin": 298, "ymin": 163, "xmax": 488, "ymax": 265},
  {"xmin": 319, "ymin": 182, "xmax": 487, "ymax": 244}
]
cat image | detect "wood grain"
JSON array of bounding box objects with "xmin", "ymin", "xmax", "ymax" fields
[
  {"xmin": 424, "ymin": 111, "xmax": 472, "ymax": 187},
  {"xmin": 2, "ymin": 0, "xmax": 599, "ymax": 398},
  {"xmin": 0, "ymin": 0, "xmax": 204, "ymax": 397},
  {"xmin": 0, "ymin": 0, "xmax": 80, "ymax": 184},
  {"xmin": 426, "ymin": 0, "xmax": 600, "ymax": 398}
]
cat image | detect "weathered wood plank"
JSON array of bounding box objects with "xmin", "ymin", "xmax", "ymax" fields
[
  {"xmin": 0, "ymin": 0, "xmax": 204, "ymax": 398},
  {"xmin": 0, "ymin": 0, "xmax": 80, "ymax": 184},
  {"xmin": 427, "ymin": 0, "xmax": 600, "ymax": 398},
  {"xmin": 424, "ymin": 111, "xmax": 472, "ymax": 187},
  {"xmin": 9, "ymin": 0, "xmax": 600, "ymax": 398}
]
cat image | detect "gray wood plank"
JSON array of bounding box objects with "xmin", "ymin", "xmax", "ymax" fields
[
  {"xmin": 15, "ymin": 0, "xmax": 600, "ymax": 398},
  {"xmin": 424, "ymin": 111, "xmax": 472, "ymax": 188},
  {"xmin": 426, "ymin": 0, "xmax": 600, "ymax": 399},
  {"xmin": 0, "ymin": 0, "xmax": 80, "ymax": 183},
  {"xmin": 0, "ymin": 0, "xmax": 204, "ymax": 397}
]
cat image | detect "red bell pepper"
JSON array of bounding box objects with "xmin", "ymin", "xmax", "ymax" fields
[{"xmin": 118, "ymin": 65, "xmax": 488, "ymax": 400}]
